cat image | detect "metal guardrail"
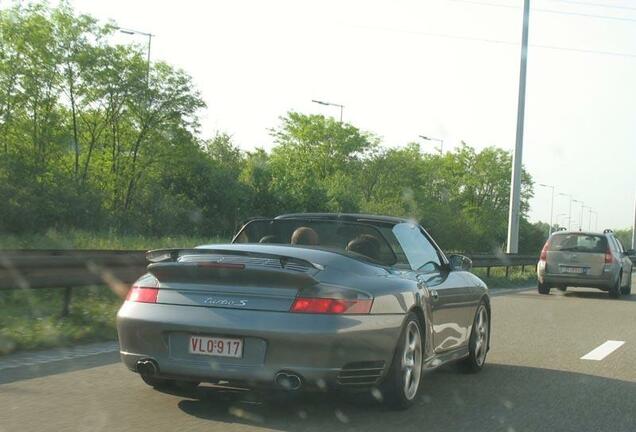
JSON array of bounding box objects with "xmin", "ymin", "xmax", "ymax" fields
[
  {"xmin": 469, "ymin": 254, "xmax": 538, "ymax": 277},
  {"xmin": 0, "ymin": 250, "xmax": 146, "ymax": 290},
  {"xmin": 0, "ymin": 249, "xmax": 538, "ymax": 289},
  {"xmin": 0, "ymin": 249, "xmax": 537, "ymax": 316},
  {"xmin": 0, "ymin": 250, "xmax": 146, "ymax": 316}
]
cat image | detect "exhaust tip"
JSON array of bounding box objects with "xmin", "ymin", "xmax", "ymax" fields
[
  {"xmin": 275, "ymin": 371, "xmax": 302, "ymax": 391},
  {"xmin": 136, "ymin": 359, "xmax": 158, "ymax": 377}
]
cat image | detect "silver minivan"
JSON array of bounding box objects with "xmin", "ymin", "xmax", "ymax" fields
[{"xmin": 537, "ymin": 230, "xmax": 633, "ymax": 298}]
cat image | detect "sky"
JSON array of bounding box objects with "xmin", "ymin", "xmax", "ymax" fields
[{"xmin": 67, "ymin": 0, "xmax": 636, "ymax": 230}]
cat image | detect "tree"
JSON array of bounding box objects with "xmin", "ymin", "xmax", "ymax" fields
[
  {"xmin": 268, "ymin": 112, "xmax": 376, "ymax": 212},
  {"xmin": 0, "ymin": 2, "xmax": 547, "ymax": 253}
]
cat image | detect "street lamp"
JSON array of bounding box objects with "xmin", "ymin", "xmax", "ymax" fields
[
  {"xmin": 558, "ymin": 193, "xmax": 573, "ymax": 231},
  {"xmin": 582, "ymin": 205, "xmax": 592, "ymax": 231},
  {"xmin": 572, "ymin": 199, "xmax": 584, "ymax": 231},
  {"xmin": 311, "ymin": 99, "xmax": 344, "ymax": 122},
  {"xmin": 418, "ymin": 135, "xmax": 444, "ymax": 155},
  {"xmin": 589, "ymin": 210, "xmax": 598, "ymax": 231},
  {"xmin": 118, "ymin": 28, "xmax": 153, "ymax": 87},
  {"xmin": 538, "ymin": 183, "xmax": 555, "ymax": 236}
]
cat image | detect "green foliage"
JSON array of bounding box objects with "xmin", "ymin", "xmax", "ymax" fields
[
  {"xmin": 0, "ymin": 2, "xmax": 550, "ymax": 254},
  {"xmin": 614, "ymin": 228, "xmax": 633, "ymax": 250},
  {"xmin": 0, "ymin": 286, "xmax": 122, "ymax": 354},
  {"xmin": 267, "ymin": 112, "xmax": 377, "ymax": 213},
  {"xmin": 0, "ymin": 229, "xmax": 224, "ymax": 249},
  {"xmin": 0, "ymin": 2, "xmax": 208, "ymax": 236}
]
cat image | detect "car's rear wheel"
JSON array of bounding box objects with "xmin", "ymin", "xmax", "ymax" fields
[
  {"xmin": 459, "ymin": 301, "xmax": 490, "ymax": 373},
  {"xmin": 621, "ymin": 270, "xmax": 632, "ymax": 295},
  {"xmin": 538, "ymin": 281, "xmax": 550, "ymax": 295},
  {"xmin": 609, "ymin": 274, "xmax": 622, "ymax": 299},
  {"xmin": 381, "ymin": 312, "xmax": 423, "ymax": 410}
]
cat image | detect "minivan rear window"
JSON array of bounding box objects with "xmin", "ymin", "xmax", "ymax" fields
[{"xmin": 549, "ymin": 234, "xmax": 608, "ymax": 253}]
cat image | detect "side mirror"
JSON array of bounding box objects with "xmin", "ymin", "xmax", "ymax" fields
[{"xmin": 448, "ymin": 254, "xmax": 472, "ymax": 272}]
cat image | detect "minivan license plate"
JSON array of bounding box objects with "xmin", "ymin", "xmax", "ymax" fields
[{"xmin": 562, "ymin": 267, "xmax": 585, "ymax": 274}]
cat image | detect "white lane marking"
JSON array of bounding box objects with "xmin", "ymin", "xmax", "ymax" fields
[{"xmin": 581, "ymin": 340, "xmax": 625, "ymax": 361}]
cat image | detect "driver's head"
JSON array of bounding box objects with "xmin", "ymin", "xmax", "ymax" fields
[
  {"xmin": 346, "ymin": 234, "xmax": 381, "ymax": 261},
  {"xmin": 291, "ymin": 227, "xmax": 320, "ymax": 246}
]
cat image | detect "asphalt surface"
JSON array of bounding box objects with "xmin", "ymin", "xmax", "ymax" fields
[{"xmin": 1, "ymin": 281, "xmax": 635, "ymax": 432}]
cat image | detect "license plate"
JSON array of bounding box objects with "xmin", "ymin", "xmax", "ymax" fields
[
  {"xmin": 188, "ymin": 335, "xmax": 243, "ymax": 358},
  {"xmin": 562, "ymin": 266, "xmax": 586, "ymax": 274}
]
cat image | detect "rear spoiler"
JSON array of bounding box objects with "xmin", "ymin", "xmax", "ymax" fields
[{"xmin": 145, "ymin": 248, "xmax": 324, "ymax": 271}]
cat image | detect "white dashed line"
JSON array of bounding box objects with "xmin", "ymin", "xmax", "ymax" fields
[{"xmin": 581, "ymin": 340, "xmax": 625, "ymax": 361}]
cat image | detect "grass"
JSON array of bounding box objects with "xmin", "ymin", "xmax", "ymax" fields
[
  {"xmin": 0, "ymin": 229, "xmax": 228, "ymax": 356},
  {"xmin": 0, "ymin": 229, "xmax": 227, "ymax": 250},
  {"xmin": 472, "ymin": 266, "xmax": 537, "ymax": 288},
  {"xmin": 0, "ymin": 286, "xmax": 123, "ymax": 356}
]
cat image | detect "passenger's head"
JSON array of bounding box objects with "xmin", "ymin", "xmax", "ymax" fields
[
  {"xmin": 291, "ymin": 227, "xmax": 320, "ymax": 246},
  {"xmin": 346, "ymin": 234, "xmax": 381, "ymax": 261}
]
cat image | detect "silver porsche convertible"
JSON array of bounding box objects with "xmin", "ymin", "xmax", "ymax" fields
[{"xmin": 117, "ymin": 213, "xmax": 490, "ymax": 409}]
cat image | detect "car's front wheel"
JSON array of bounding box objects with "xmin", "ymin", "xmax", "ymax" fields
[
  {"xmin": 381, "ymin": 312, "xmax": 423, "ymax": 410},
  {"xmin": 460, "ymin": 301, "xmax": 490, "ymax": 373}
]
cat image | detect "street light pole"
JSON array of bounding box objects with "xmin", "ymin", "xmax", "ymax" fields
[
  {"xmin": 418, "ymin": 135, "xmax": 444, "ymax": 155},
  {"xmin": 589, "ymin": 210, "xmax": 598, "ymax": 232},
  {"xmin": 506, "ymin": 0, "xmax": 531, "ymax": 254},
  {"xmin": 572, "ymin": 200, "xmax": 584, "ymax": 231},
  {"xmin": 632, "ymin": 195, "xmax": 636, "ymax": 249},
  {"xmin": 538, "ymin": 183, "xmax": 555, "ymax": 237},
  {"xmin": 311, "ymin": 99, "xmax": 344, "ymax": 122},
  {"xmin": 558, "ymin": 193, "xmax": 573, "ymax": 231},
  {"xmin": 119, "ymin": 28, "xmax": 153, "ymax": 88}
]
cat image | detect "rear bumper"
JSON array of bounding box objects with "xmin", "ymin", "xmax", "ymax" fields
[
  {"xmin": 540, "ymin": 273, "xmax": 614, "ymax": 289},
  {"xmin": 116, "ymin": 302, "xmax": 404, "ymax": 389}
]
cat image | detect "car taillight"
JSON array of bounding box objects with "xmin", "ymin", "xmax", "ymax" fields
[
  {"xmin": 539, "ymin": 240, "xmax": 551, "ymax": 261},
  {"xmin": 126, "ymin": 286, "xmax": 159, "ymax": 303},
  {"xmin": 290, "ymin": 297, "xmax": 373, "ymax": 314},
  {"xmin": 605, "ymin": 249, "xmax": 613, "ymax": 264}
]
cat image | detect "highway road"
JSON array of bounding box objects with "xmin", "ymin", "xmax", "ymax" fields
[{"xmin": 1, "ymin": 282, "xmax": 635, "ymax": 432}]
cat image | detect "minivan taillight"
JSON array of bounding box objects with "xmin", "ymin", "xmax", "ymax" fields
[
  {"xmin": 126, "ymin": 286, "xmax": 159, "ymax": 303},
  {"xmin": 290, "ymin": 297, "xmax": 373, "ymax": 314},
  {"xmin": 539, "ymin": 240, "xmax": 551, "ymax": 262},
  {"xmin": 604, "ymin": 249, "xmax": 613, "ymax": 264}
]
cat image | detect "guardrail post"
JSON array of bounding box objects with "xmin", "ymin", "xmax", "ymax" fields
[
  {"xmin": 486, "ymin": 267, "xmax": 491, "ymax": 277},
  {"xmin": 61, "ymin": 287, "xmax": 72, "ymax": 318},
  {"xmin": 505, "ymin": 266, "xmax": 510, "ymax": 278},
  {"xmin": 521, "ymin": 264, "xmax": 525, "ymax": 273}
]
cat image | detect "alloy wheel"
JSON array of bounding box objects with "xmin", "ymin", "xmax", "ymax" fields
[
  {"xmin": 474, "ymin": 306, "xmax": 489, "ymax": 366},
  {"xmin": 402, "ymin": 321, "xmax": 422, "ymax": 400}
]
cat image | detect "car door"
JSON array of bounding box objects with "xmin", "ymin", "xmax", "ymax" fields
[{"xmin": 391, "ymin": 223, "xmax": 476, "ymax": 352}]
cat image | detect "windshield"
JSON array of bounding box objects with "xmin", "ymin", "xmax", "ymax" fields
[
  {"xmin": 233, "ymin": 219, "xmax": 399, "ymax": 266},
  {"xmin": 549, "ymin": 234, "xmax": 608, "ymax": 253}
]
